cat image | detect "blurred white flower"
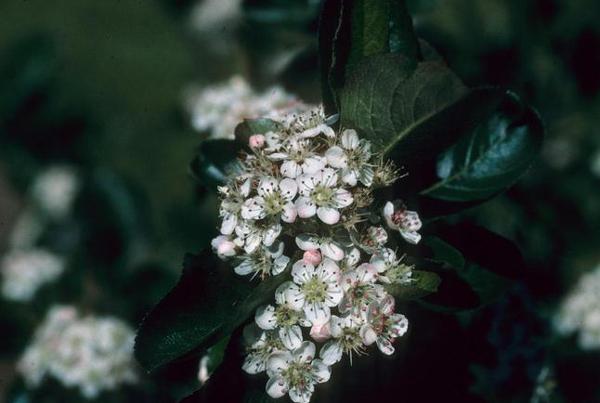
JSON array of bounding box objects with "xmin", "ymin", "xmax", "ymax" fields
[
  {"xmin": 185, "ymin": 75, "xmax": 306, "ymax": 140},
  {"xmin": 554, "ymin": 263, "xmax": 600, "ymax": 350},
  {"xmin": 17, "ymin": 306, "xmax": 138, "ymax": 398},
  {"xmin": 31, "ymin": 165, "xmax": 79, "ymax": 219},
  {"xmin": 1, "ymin": 249, "xmax": 65, "ymax": 302}
]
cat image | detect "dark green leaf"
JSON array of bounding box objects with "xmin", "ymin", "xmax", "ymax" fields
[
  {"xmin": 319, "ymin": 0, "xmax": 422, "ymax": 114},
  {"xmin": 419, "ymin": 226, "xmax": 523, "ymax": 310},
  {"xmin": 385, "ymin": 270, "xmax": 441, "ymax": 300},
  {"xmin": 421, "ymin": 91, "xmax": 544, "ymax": 201},
  {"xmin": 135, "ymin": 251, "xmax": 285, "ymax": 372},
  {"xmin": 339, "ymin": 53, "xmax": 503, "ymax": 164},
  {"xmin": 180, "ymin": 329, "xmax": 273, "ymax": 403},
  {"xmin": 189, "ymin": 139, "xmax": 244, "ymax": 188}
]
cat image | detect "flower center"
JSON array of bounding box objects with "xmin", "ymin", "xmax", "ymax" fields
[
  {"xmin": 283, "ymin": 361, "xmax": 313, "ymax": 390},
  {"xmin": 311, "ymin": 185, "xmax": 334, "ymax": 206},
  {"xmin": 302, "ymin": 277, "xmax": 328, "ymax": 303},
  {"xmin": 263, "ymin": 193, "xmax": 285, "ymax": 215},
  {"xmin": 275, "ymin": 306, "xmax": 300, "ymax": 327}
]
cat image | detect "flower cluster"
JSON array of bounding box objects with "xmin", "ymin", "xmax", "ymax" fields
[
  {"xmin": 185, "ymin": 75, "xmax": 311, "ymax": 141},
  {"xmin": 211, "ymin": 106, "xmax": 422, "ymax": 402},
  {"xmin": 18, "ymin": 306, "xmax": 138, "ymax": 399},
  {"xmin": 554, "ymin": 263, "xmax": 600, "ymax": 350},
  {"xmin": 1, "ymin": 249, "xmax": 65, "ymax": 302}
]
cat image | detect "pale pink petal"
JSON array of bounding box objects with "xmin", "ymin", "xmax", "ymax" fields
[
  {"xmin": 332, "ymin": 189, "xmax": 353, "ymax": 208},
  {"xmin": 320, "ymin": 241, "xmax": 344, "ymax": 261},
  {"xmin": 317, "ymin": 207, "xmax": 340, "ymax": 225},
  {"xmin": 281, "ymin": 202, "xmax": 297, "ymax": 223},
  {"xmin": 266, "ymin": 376, "xmax": 288, "ymax": 398},
  {"xmin": 295, "ymin": 197, "xmax": 316, "ymax": 218}
]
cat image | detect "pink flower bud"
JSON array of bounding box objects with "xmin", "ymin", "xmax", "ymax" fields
[
  {"xmin": 310, "ymin": 321, "xmax": 331, "ymax": 342},
  {"xmin": 249, "ymin": 134, "xmax": 265, "ymax": 149},
  {"xmin": 303, "ymin": 249, "xmax": 322, "ymax": 266}
]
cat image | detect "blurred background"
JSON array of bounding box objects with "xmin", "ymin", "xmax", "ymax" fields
[{"xmin": 0, "ymin": 0, "xmax": 599, "ymax": 402}]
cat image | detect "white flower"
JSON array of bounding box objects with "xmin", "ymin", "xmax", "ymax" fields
[
  {"xmin": 296, "ymin": 233, "xmax": 345, "ymax": 262},
  {"xmin": 211, "ymin": 235, "xmax": 237, "ymax": 258},
  {"xmin": 242, "ymin": 326, "xmax": 285, "ymax": 375},
  {"xmin": 284, "ymin": 259, "xmax": 343, "ymax": 324},
  {"xmin": 295, "ymin": 168, "xmax": 353, "ymax": 224},
  {"xmin": 241, "ymin": 177, "xmax": 298, "ymax": 223},
  {"xmin": 234, "ymin": 220, "xmax": 283, "ymax": 254},
  {"xmin": 17, "ymin": 306, "xmax": 137, "ymax": 398},
  {"xmin": 1, "ymin": 249, "xmax": 65, "ymax": 302},
  {"xmin": 234, "ymin": 242, "xmax": 290, "ymax": 277},
  {"xmin": 266, "ymin": 341, "xmax": 330, "ymax": 402},
  {"xmin": 30, "ymin": 166, "xmax": 79, "ymax": 219},
  {"xmin": 255, "ymin": 284, "xmax": 311, "ymax": 350},
  {"xmin": 286, "ymin": 106, "xmax": 335, "ymax": 139},
  {"xmin": 339, "ymin": 263, "xmax": 385, "ymax": 315},
  {"xmin": 383, "ymin": 201, "xmax": 422, "ymax": 244},
  {"xmin": 218, "ymin": 179, "xmax": 251, "ymax": 235},
  {"xmin": 325, "ymin": 129, "xmax": 374, "ymax": 186},
  {"xmin": 319, "ymin": 314, "xmax": 365, "ymax": 365},
  {"xmin": 360, "ymin": 295, "xmax": 408, "ymax": 355},
  {"xmin": 370, "ymin": 248, "xmax": 413, "ymax": 284},
  {"xmin": 554, "ymin": 263, "xmax": 600, "ymax": 350},
  {"xmin": 269, "ymin": 138, "xmax": 327, "ymax": 178}
]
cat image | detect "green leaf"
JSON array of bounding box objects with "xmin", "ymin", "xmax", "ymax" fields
[
  {"xmin": 189, "ymin": 139, "xmax": 243, "ymax": 188},
  {"xmin": 339, "ymin": 53, "xmax": 503, "ymax": 164},
  {"xmin": 319, "ymin": 0, "xmax": 422, "ymax": 114},
  {"xmin": 134, "ymin": 251, "xmax": 285, "ymax": 372},
  {"xmin": 419, "ymin": 226, "xmax": 523, "ymax": 310},
  {"xmin": 180, "ymin": 329, "xmax": 273, "ymax": 403},
  {"xmin": 421, "ymin": 91, "xmax": 544, "ymax": 201},
  {"xmin": 385, "ymin": 270, "xmax": 441, "ymax": 300}
]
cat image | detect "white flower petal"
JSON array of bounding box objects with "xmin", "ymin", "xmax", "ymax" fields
[
  {"xmin": 283, "ymin": 282, "xmax": 306, "ymax": 311},
  {"xmin": 295, "ymin": 197, "xmax": 316, "ymax": 218},
  {"xmin": 244, "ymin": 233, "xmax": 261, "ymax": 253},
  {"xmin": 360, "ymin": 325, "xmax": 378, "ymax": 346},
  {"xmin": 332, "ymin": 189, "xmax": 353, "ymax": 208},
  {"xmin": 281, "ymin": 202, "xmax": 297, "ymax": 223},
  {"xmin": 241, "ymin": 197, "xmax": 266, "ymax": 220},
  {"xmin": 320, "ymin": 241, "xmax": 344, "ymax": 261},
  {"xmin": 292, "ymin": 260, "xmax": 315, "ymax": 284},
  {"xmin": 341, "ymin": 169, "xmax": 358, "ymax": 186},
  {"xmin": 263, "ymin": 223, "xmax": 282, "ymax": 246},
  {"xmin": 295, "ymin": 234, "xmax": 320, "ymax": 251},
  {"xmin": 266, "ymin": 376, "xmax": 288, "ymax": 398},
  {"xmin": 319, "ymin": 340, "xmax": 343, "ymax": 366},
  {"xmin": 400, "ymin": 230, "xmax": 421, "ymax": 244},
  {"xmin": 258, "ymin": 177, "xmax": 278, "ymax": 197},
  {"xmin": 220, "ymin": 213, "xmax": 237, "ymax": 235},
  {"xmin": 234, "ymin": 260, "xmax": 254, "ymax": 276},
  {"xmin": 267, "ymin": 352, "xmax": 293, "ymax": 377},
  {"xmin": 293, "ymin": 341, "xmax": 316, "ymax": 363},
  {"xmin": 341, "ymin": 129, "xmax": 359, "ymax": 150},
  {"xmin": 297, "ymin": 174, "xmax": 318, "ymax": 196},
  {"xmin": 302, "ymin": 156, "xmax": 326, "ymax": 175},
  {"xmin": 317, "ymin": 207, "xmax": 340, "ymax": 225},
  {"xmin": 272, "ymin": 255, "xmax": 290, "ymax": 275},
  {"xmin": 311, "ymin": 359, "xmax": 331, "ymax": 383},
  {"xmin": 255, "ymin": 305, "xmax": 277, "ymax": 330},
  {"xmin": 289, "ymin": 386, "xmax": 313, "ymax": 403},
  {"xmin": 280, "ymin": 325, "xmax": 303, "ymax": 350},
  {"xmin": 281, "ymin": 160, "xmax": 302, "ymax": 178},
  {"xmin": 279, "ymin": 178, "xmax": 298, "ymax": 200},
  {"xmin": 376, "ymin": 338, "xmax": 395, "ymax": 355},
  {"xmin": 304, "ymin": 302, "xmax": 330, "ymax": 325},
  {"xmin": 319, "ymin": 168, "xmax": 338, "ymax": 187},
  {"xmin": 242, "ymin": 354, "xmax": 265, "ymax": 374},
  {"xmin": 325, "ymin": 146, "xmax": 347, "ymax": 169}
]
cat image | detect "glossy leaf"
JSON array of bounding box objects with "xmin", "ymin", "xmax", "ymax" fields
[
  {"xmin": 319, "ymin": 0, "xmax": 421, "ymax": 114},
  {"xmin": 385, "ymin": 270, "xmax": 441, "ymax": 300},
  {"xmin": 422, "ymin": 91, "xmax": 544, "ymax": 201},
  {"xmin": 339, "ymin": 53, "xmax": 503, "ymax": 164},
  {"xmin": 134, "ymin": 251, "xmax": 285, "ymax": 372}
]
